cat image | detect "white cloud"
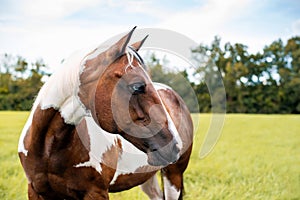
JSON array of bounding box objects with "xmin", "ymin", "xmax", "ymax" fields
[
  {"xmin": 158, "ymin": 0, "xmax": 255, "ymax": 42},
  {"xmin": 19, "ymin": 0, "xmax": 101, "ymax": 20},
  {"xmin": 0, "ymin": 22, "xmax": 130, "ymax": 71}
]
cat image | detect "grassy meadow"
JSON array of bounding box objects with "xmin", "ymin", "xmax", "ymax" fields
[{"xmin": 0, "ymin": 112, "xmax": 299, "ymax": 199}]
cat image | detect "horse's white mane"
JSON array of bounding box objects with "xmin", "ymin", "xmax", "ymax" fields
[
  {"xmin": 34, "ymin": 47, "xmax": 98, "ymax": 124},
  {"xmin": 18, "ymin": 47, "xmax": 95, "ymax": 155}
]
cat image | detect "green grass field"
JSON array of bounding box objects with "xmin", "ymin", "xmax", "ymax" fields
[{"xmin": 0, "ymin": 112, "xmax": 299, "ymax": 199}]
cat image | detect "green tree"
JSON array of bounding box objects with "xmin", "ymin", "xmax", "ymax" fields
[
  {"xmin": 0, "ymin": 54, "xmax": 48, "ymax": 110},
  {"xmin": 283, "ymin": 37, "xmax": 300, "ymax": 113},
  {"xmin": 191, "ymin": 36, "xmax": 298, "ymax": 114}
]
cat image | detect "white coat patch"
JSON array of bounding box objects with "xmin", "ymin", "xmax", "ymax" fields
[
  {"xmin": 153, "ymin": 82, "xmax": 183, "ymax": 151},
  {"xmin": 110, "ymin": 137, "xmax": 149, "ymax": 185},
  {"xmin": 163, "ymin": 176, "xmax": 181, "ymax": 200},
  {"xmin": 18, "ymin": 111, "xmax": 33, "ymax": 156},
  {"xmin": 74, "ymin": 116, "xmax": 149, "ymax": 177},
  {"xmin": 74, "ymin": 116, "xmax": 118, "ymax": 173}
]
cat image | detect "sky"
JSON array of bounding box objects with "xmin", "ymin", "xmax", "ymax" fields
[{"xmin": 0, "ymin": 0, "xmax": 299, "ymax": 71}]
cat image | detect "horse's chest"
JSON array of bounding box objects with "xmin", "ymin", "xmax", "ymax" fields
[{"xmin": 82, "ymin": 117, "xmax": 153, "ymax": 180}]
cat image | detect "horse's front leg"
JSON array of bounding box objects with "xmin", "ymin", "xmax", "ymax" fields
[
  {"xmin": 161, "ymin": 144, "xmax": 193, "ymax": 200},
  {"xmin": 161, "ymin": 169, "xmax": 183, "ymax": 200},
  {"xmin": 140, "ymin": 173, "xmax": 163, "ymax": 200}
]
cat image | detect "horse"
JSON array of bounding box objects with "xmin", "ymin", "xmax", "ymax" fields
[{"xmin": 18, "ymin": 27, "xmax": 193, "ymax": 200}]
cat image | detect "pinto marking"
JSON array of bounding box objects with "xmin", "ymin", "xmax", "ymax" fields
[
  {"xmin": 74, "ymin": 116, "xmax": 119, "ymax": 173},
  {"xmin": 163, "ymin": 176, "xmax": 181, "ymax": 200},
  {"xmin": 39, "ymin": 49, "xmax": 91, "ymax": 124},
  {"xmin": 18, "ymin": 49, "xmax": 93, "ymax": 158},
  {"xmin": 75, "ymin": 115, "xmax": 151, "ymax": 176},
  {"xmin": 109, "ymin": 136, "xmax": 149, "ymax": 185},
  {"xmin": 153, "ymin": 82, "xmax": 183, "ymax": 151},
  {"xmin": 18, "ymin": 111, "xmax": 33, "ymax": 156}
]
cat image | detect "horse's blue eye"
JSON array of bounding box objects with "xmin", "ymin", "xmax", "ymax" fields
[{"xmin": 128, "ymin": 82, "xmax": 146, "ymax": 95}]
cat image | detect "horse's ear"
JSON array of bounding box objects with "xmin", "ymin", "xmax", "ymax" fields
[
  {"xmin": 130, "ymin": 35, "xmax": 149, "ymax": 51},
  {"xmin": 94, "ymin": 26, "xmax": 136, "ymax": 62},
  {"xmin": 110, "ymin": 26, "xmax": 136, "ymax": 57},
  {"xmin": 80, "ymin": 27, "xmax": 136, "ymax": 79}
]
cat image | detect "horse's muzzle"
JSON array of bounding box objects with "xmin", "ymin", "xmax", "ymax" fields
[{"xmin": 147, "ymin": 139, "xmax": 180, "ymax": 166}]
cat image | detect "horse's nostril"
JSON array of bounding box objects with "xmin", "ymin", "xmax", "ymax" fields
[
  {"xmin": 175, "ymin": 143, "xmax": 180, "ymax": 153},
  {"xmin": 150, "ymin": 147, "xmax": 158, "ymax": 152}
]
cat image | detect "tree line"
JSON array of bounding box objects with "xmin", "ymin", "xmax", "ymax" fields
[
  {"xmin": 147, "ymin": 36, "xmax": 300, "ymax": 113},
  {"xmin": 0, "ymin": 54, "xmax": 48, "ymax": 110},
  {"xmin": 0, "ymin": 36, "xmax": 299, "ymax": 113}
]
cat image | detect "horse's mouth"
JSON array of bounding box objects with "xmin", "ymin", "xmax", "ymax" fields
[
  {"xmin": 147, "ymin": 150, "xmax": 169, "ymax": 166},
  {"xmin": 146, "ymin": 147, "xmax": 179, "ymax": 167}
]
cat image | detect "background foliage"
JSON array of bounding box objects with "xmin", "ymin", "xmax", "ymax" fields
[
  {"xmin": 0, "ymin": 36, "xmax": 299, "ymax": 113},
  {"xmin": 192, "ymin": 36, "xmax": 300, "ymax": 113},
  {"xmin": 0, "ymin": 54, "xmax": 48, "ymax": 110}
]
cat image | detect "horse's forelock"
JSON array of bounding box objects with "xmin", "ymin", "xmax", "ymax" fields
[{"xmin": 124, "ymin": 46, "xmax": 149, "ymax": 74}]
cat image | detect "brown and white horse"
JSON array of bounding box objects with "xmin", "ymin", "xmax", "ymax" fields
[{"xmin": 18, "ymin": 27, "xmax": 193, "ymax": 200}]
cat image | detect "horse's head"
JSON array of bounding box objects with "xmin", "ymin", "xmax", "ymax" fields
[{"xmin": 79, "ymin": 27, "xmax": 181, "ymax": 166}]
